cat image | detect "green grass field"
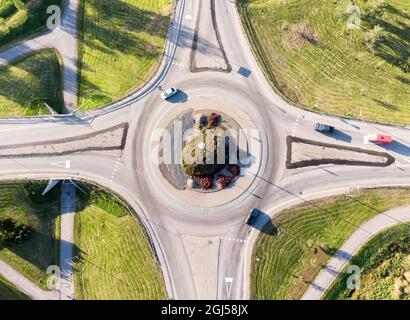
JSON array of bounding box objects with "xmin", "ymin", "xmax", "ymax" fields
[
  {"xmin": 0, "ymin": 181, "xmax": 60, "ymax": 290},
  {"xmin": 239, "ymin": 0, "xmax": 410, "ymax": 124},
  {"xmin": 325, "ymin": 222, "xmax": 410, "ymax": 300},
  {"xmin": 0, "ymin": 49, "xmax": 63, "ymax": 116},
  {"xmin": 0, "ymin": 275, "xmax": 29, "ymax": 300},
  {"xmin": 251, "ymin": 188, "xmax": 410, "ymax": 300},
  {"xmin": 73, "ymin": 185, "xmax": 167, "ymax": 300},
  {"xmin": 77, "ymin": 0, "xmax": 172, "ymax": 110},
  {"xmin": 0, "ymin": 0, "xmax": 64, "ymax": 49}
]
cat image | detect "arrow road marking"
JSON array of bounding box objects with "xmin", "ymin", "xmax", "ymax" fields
[
  {"xmin": 50, "ymin": 160, "xmax": 71, "ymax": 169},
  {"xmin": 225, "ymin": 277, "xmax": 233, "ymax": 299}
]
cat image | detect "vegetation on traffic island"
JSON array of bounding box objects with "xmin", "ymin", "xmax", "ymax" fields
[{"xmin": 182, "ymin": 112, "xmax": 241, "ymax": 191}]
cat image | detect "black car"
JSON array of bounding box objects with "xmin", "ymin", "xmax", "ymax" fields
[
  {"xmin": 314, "ymin": 123, "xmax": 335, "ymax": 133},
  {"xmin": 246, "ymin": 208, "xmax": 261, "ymax": 226}
]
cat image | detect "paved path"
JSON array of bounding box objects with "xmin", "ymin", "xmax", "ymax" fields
[
  {"xmin": 301, "ymin": 206, "xmax": 410, "ymax": 300},
  {"xmin": 0, "ymin": 260, "xmax": 58, "ymax": 300},
  {"xmin": 59, "ymin": 180, "xmax": 76, "ymax": 300},
  {"xmin": 0, "ymin": 0, "xmax": 78, "ymax": 113}
]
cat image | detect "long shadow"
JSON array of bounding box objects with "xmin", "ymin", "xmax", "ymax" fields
[
  {"xmin": 322, "ymin": 129, "xmax": 352, "ymax": 143},
  {"xmin": 251, "ymin": 211, "xmax": 278, "ymax": 235},
  {"xmin": 165, "ymin": 89, "xmax": 188, "ymax": 104},
  {"xmin": 80, "ymin": 0, "xmax": 169, "ymax": 58},
  {"xmin": 378, "ymin": 140, "xmax": 410, "ymax": 156},
  {"xmin": 0, "ymin": 50, "xmax": 64, "ymax": 115},
  {"xmin": 373, "ymin": 99, "xmax": 400, "ymax": 111},
  {"xmin": 362, "ymin": 3, "xmax": 410, "ymax": 71}
]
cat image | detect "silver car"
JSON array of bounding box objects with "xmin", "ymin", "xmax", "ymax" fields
[{"xmin": 161, "ymin": 87, "xmax": 178, "ymax": 100}]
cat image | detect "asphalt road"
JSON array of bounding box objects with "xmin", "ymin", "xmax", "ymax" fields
[{"xmin": 0, "ymin": 0, "xmax": 410, "ymax": 300}]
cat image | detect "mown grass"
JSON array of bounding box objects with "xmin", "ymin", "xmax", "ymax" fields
[
  {"xmin": 73, "ymin": 184, "xmax": 167, "ymax": 300},
  {"xmin": 0, "ymin": 0, "xmax": 64, "ymax": 49},
  {"xmin": 325, "ymin": 222, "xmax": 410, "ymax": 300},
  {"xmin": 0, "ymin": 275, "xmax": 29, "ymax": 300},
  {"xmin": 239, "ymin": 0, "xmax": 410, "ymax": 125},
  {"xmin": 0, "ymin": 49, "xmax": 63, "ymax": 116},
  {"xmin": 0, "ymin": 181, "xmax": 60, "ymax": 290},
  {"xmin": 251, "ymin": 188, "xmax": 410, "ymax": 300},
  {"xmin": 77, "ymin": 0, "xmax": 172, "ymax": 110}
]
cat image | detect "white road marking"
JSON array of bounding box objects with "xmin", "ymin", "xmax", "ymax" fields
[
  {"xmin": 291, "ymin": 116, "xmax": 301, "ymax": 136},
  {"xmin": 220, "ymin": 237, "xmax": 246, "ymax": 243},
  {"xmin": 50, "ymin": 160, "xmax": 71, "ymax": 169},
  {"xmin": 172, "ymin": 61, "xmax": 185, "ymax": 68},
  {"xmin": 225, "ymin": 277, "xmax": 233, "ymax": 299},
  {"xmin": 109, "ymin": 160, "xmax": 120, "ymax": 182}
]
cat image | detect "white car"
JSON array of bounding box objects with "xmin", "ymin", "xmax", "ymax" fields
[{"xmin": 161, "ymin": 87, "xmax": 178, "ymax": 100}]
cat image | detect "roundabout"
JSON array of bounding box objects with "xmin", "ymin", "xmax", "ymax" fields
[{"xmin": 139, "ymin": 82, "xmax": 280, "ymax": 211}]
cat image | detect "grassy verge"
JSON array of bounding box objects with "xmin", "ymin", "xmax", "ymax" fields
[
  {"xmin": 77, "ymin": 0, "xmax": 172, "ymax": 110},
  {"xmin": 0, "ymin": 49, "xmax": 64, "ymax": 116},
  {"xmin": 0, "ymin": 0, "xmax": 64, "ymax": 50},
  {"xmin": 0, "ymin": 181, "xmax": 60, "ymax": 290},
  {"xmin": 0, "ymin": 275, "xmax": 29, "ymax": 300},
  {"xmin": 251, "ymin": 188, "xmax": 410, "ymax": 300},
  {"xmin": 238, "ymin": 0, "xmax": 410, "ymax": 125},
  {"xmin": 73, "ymin": 184, "xmax": 167, "ymax": 300},
  {"xmin": 325, "ymin": 222, "xmax": 410, "ymax": 300}
]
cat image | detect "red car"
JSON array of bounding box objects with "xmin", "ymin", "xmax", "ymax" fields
[{"xmin": 367, "ymin": 134, "xmax": 393, "ymax": 144}]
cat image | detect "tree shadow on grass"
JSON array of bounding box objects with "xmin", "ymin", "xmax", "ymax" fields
[
  {"xmin": 252, "ymin": 211, "xmax": 278, "ymax": 236},
  {"xmin": 0, "ymin": 50, "xmax": 63, "ymax": 115},
  {"xmin": 362, "ymin": 3, "xmax": 410, "ymax": 71},
  {"xmin": 81, "ymin": 0, "xmax": 169, "ymax": 59},
  {"xmin": 373, "ymin": 99, "xmax": 400, "ymax": 111}
]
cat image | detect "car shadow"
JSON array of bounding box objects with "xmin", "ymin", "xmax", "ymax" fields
[
  {"xmin": 166, "ymin": 90, "xmax": 188, "ymax": 103},
  {"xmin": 378, "ymin": 140, "xmax": 410, "ymax": 156},
  {"xmin": 251, "ymin": 211, "xmax": 278, "ymax": 235},
  {"xmin": 323, "ymin": 129, "xmax": 352, "ymax": 143}
]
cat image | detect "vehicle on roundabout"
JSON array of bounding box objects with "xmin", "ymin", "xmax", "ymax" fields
[
  {"xmin": 314, "ymin": 123, "xmax": 335, "ymax": 134},
  {"xmin": 366, "ymin": 134, "xmax": 393, "ymax": 144},
  {"xmin": 246, "ymin": 208, "xmax": 262, "ymax": 226},
  {"xmin": 161, "ymin": 87, "xmax": 178, "ymax": 100}
]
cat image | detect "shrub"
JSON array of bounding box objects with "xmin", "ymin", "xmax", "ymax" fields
[
  {"xmin": 208, "ymin": 113, "xmax": 222, "ymax": 128},
  {"xmin": 198, "ymin": 177, "xmax": 213, "ymax": 190},
  {"xmin": 0, "ymin": 218, "xmax": 31, "ymax": 245},
  {"xmin": 216, "ymin": 175, "xmax": 233, "ymax": 190},
  {"xmin": 229, "ymin": 164, "xmax": 240, "ymax": 177}
]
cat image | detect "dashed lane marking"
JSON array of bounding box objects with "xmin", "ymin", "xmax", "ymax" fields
[
  {"xmin": 291, "ymin": 116, "xmax": 301, "ymax": 136},
  {"xmin": 220, "ymin": 237, "xmax": 246, "ymax": 243},
  {"xmin": 172, "ymin": 61, "xmax": 185, "ymax": 68},
  {"xmin": 110, "ymin": 160, "xmax": 120, "ymax": 183}
]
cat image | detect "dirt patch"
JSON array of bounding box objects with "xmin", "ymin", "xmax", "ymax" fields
[
  {"xmin": 282, "ymin": 22, "xmax": 318, "ymax": 50},
  {"xmin": 286, "ymin": 136, "xmax": 395, "ymax": 169}
]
